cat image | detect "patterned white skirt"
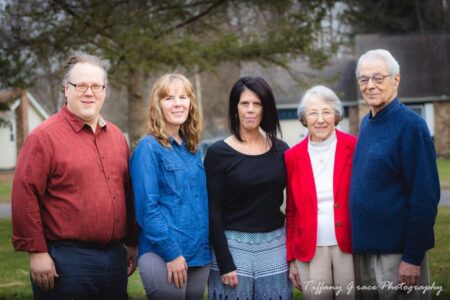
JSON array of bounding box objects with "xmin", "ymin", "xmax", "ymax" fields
[{"xmin": 208, "ymin": 227, "xmax": 292, "ymax": 299}]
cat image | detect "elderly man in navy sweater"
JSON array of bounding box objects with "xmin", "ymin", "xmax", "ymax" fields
[{"xmin": 350, "ymin": 49, "xmax": 440, "ymax": 299}]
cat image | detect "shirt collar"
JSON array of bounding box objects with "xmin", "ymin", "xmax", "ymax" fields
[
  {"xmin": 168, "ymin": 135, "xmax": 186, "ymax": 147},
  {"xmin": 369, "ymin": 97, "xmax": 401, "ymax": 121},
  {"xmin": 308, "ymin": 129, "xmax": 336, "ymax": 149},
  {"xmin": 62, "ymin": 105, "xmax": 107, "ymax": 133},
  {"xmin": 98, "ymin": 115, "xmax": 107, "ymax": 127}
]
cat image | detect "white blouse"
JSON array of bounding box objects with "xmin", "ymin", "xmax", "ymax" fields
[{"xmin": 308, "ymin": 130, "xmax": 338, "ymax": 246}]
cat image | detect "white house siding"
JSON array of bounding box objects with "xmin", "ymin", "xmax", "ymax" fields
[
  {"xmin": 28, "ymin": 104, "xmax": 44, "ymax": 133},
  {"xmin": 424, "ymin": 103, "xmax": 435, "ymax": 137},
  {"xmin": 337, "ymin": 117, "xmax": 350, "ymax": 134},
  {"xmin": 0, "ymin": 111, "xmax": 17, "ymax": 169},
  {"xmin": 279, "ymin": 119, "xmax": 308, "ymax": 147},
  {"xmin": 0, "ymin": 92, "xmax": 49, "ymax": 170}
]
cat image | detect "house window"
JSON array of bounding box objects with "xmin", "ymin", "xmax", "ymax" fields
[
  {"xmin": 405, "ymin": 103, "xmax": 435, "ymax": 138},
  {"xmin": 343, "ymin": 106, "xmax": 349, "ymax": 118},
  {"xmin": 407, "ymin": 104, "xmax": 424, "ymax": 117},
  {"xmin": 278, "ymin": 108, "xmax": 298, "ymax": 120}
]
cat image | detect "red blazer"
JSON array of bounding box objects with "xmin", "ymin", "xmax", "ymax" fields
[{"xmin": 285, "ymin": 130, "xmax": 356, "ymax": 262}]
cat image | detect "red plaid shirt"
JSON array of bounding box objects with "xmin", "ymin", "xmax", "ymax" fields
[{"xmin": 12, "ymin": 106, "xmax": 137, "ymax": 253}]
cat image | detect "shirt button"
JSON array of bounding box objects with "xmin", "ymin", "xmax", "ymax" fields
[
  {"xmin": 334, "ymin": 203, "xmax": 340, "ymax": 208},
  {"xmin": 335, "ymin": 221, "xmax": 341, "ymax": 227}
]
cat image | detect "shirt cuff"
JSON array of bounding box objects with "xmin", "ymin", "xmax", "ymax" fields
[
  {"xmin": 402, "ymin": 252, "xmax": 425, "ymax": 266},
  {"xmin": 218, "ymin": 254, "xmax": 237, "ymax": 275},
  {"xmin": 155, "ymin": 239, "xmax": 182, "ymax": 262},
  {"xmin": 12, "ymin": 236, "xmax": 48, "ymax": 253}
]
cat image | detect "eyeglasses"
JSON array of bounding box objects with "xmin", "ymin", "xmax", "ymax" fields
[
  {"xmin": 306, "ymin": 110, "xmax": 335, "ymax": 120},
  {"xmin": 67, "ymin": 82, "xmax": 106, "ymax": 93},
  {"xmin": 357, "ymin": 74, "xmax": 391, "ymax": 86}
]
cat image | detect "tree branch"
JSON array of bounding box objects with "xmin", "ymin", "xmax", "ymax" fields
[{"xmin": 155, "ymin": 0, "xmax": 228, "ymax": 38}]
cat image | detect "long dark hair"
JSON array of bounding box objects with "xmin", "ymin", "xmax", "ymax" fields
[{"xmin": 228, "ymin": 76, "xmax": 282, "ymax": 145}]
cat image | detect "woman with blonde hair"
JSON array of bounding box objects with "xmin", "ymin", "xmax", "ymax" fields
[{"xmin": 130, "ymin": 74, "xmax": 211, "ymax": 300}]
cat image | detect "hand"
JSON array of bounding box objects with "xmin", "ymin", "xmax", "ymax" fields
[
  {"xmin": 29, "ymin": 252, "xmax": 59, "ymax": 291},
  {"xmin": 398, "ymin": 260, "xmax": 421, "ymax": 286},
  {"xmin": 167, "ymin": 256, "xmax": 188, "ymax": 288},
  {"xmin": 289, "ymin": 260, "xmax": 302, "ymax": 290},
  {"xmin": 221, "ymin": 270, "xmax": 238, "ymax": 288},
  {"xmin": 126, "ymin": 246, "xmax": 138, "ymax": 276}
]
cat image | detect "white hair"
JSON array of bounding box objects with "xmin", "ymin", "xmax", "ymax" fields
[
  {"xmin": 297, "ymin": 85, "xmax": 343, "ymax": 127},
  {"xmin": 356, "ymin": 49, "xmax": 400, "ymax": 78}
]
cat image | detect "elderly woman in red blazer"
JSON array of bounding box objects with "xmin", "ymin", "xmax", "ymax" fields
[{"xmin": 285, "ymin": 85, "xmax": 356, "ymax": 300}]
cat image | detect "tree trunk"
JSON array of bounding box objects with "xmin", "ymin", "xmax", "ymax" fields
[
  {"xmin": 16, "ymin": 90, "xmax": 29, "ymax": 156},
  {"xmin": 127, "ymin": 68, "xmax": 146, "ymax": 150}
]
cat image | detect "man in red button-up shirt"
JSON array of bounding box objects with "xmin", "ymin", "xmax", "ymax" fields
[{"xmin": 11, "ymin": 53, "xmax": 138, "ymax": 300}]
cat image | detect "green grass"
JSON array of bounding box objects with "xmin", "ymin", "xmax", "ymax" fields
[
  {"xmin": 128, "ymin": 273, "xmax": 146, "ymax": 299},
  {"xmin": 1, "ymin": 208, "xmax": 449, "ymax": 299},
  {"xmin": 0, "ymin": 179, "xmax": 12, "ymax": 203},
  {"xmin": 0, "ymin": 159, "xmax": 448, "ymax": 298},
  {"xmin": 0, "ymin": 218, "xmax": 147, "ymax": 299},
  {"xmin": 0, "ymin": 220, "xmax": 31, "ymax": 299},
  {"xmin": 438, "ymin": 158, "xmax": 450, "ymax": 188},
  {"xmin": 428, "ymin": 206, "xmax": 450, "ymax": 298}
]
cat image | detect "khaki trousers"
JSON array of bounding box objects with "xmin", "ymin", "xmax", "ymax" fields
[
  {"xmin": 353, "ymin": 253, "xmax": 431, "ymax": 300},
  {"xmin": 296, "ymin": 245, "xmax": 355, "ymax": 300}
]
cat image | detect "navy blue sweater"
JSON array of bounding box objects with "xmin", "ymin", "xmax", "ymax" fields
[{"xmin": 350, "ymin": 98, "xmax": 440, "ymax": 265}]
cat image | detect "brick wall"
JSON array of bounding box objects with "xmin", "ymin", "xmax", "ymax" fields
[
  {"xmin": 348, "ymin": 105, "xmax": 360, "ymax": 135},
  {"xmin": 434, "ymin": 100, "xmax": 450, "ymax": 157}
]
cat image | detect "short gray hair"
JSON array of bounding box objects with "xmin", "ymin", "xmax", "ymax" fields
[
  {"xmin": 61, "ymin": 52, "xmax": 109, "ymax": 92},
  {"xmin": 297, "ymin": 85, "xmax": 343, "ymax": 127},
  {"xmin": 356, "ymin": 49, "xmax": 400, "ymax": 78}
]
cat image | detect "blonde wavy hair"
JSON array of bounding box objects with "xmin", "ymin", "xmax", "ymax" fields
[{"xmin": 146, "ymin": 73, "xmax": 202, "ymax": 153}]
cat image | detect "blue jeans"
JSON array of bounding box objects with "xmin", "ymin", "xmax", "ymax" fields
[{"xmin": 32, "ymin": 241, "xmax": 127, "ymax": 300}]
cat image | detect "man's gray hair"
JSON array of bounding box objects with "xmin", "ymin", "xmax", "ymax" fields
[
  {"xmin": 356, "ymin": 49, "xmax": 400, "ymax": 78},
  {"xmin": 297, "ymin": 85, "xmax": 344, "ymax": 127},
  {"xmin": 61, "ymin": 52, "xmax": 109, "ymax": 92}
]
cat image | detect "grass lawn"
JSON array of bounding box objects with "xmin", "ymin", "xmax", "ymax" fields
[
  {"xmin": 428, "ymin": 206, "xmax": 450, "ymax": 298},
  {"xmin": 0, "ymin": 218, "xmax": 146, "ymax": 299},
  {"xmin": 0, "ymin": 159, "xmax": 448, "ymax": 298},
  {"xmin": 0, "ymin": 208, "xmax": 449, "ymax": 299},
  {"xmin": 438, "ymin": 158, "xmax": 450, "ymax": 188},
  {"xmin": 0, "ymin": 172, "xmax": 13, "ymax": 203}
]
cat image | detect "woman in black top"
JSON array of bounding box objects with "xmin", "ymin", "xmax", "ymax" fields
[{"xmin": 205, "ymin": 76, "xmax": 292, "ymax": 299}]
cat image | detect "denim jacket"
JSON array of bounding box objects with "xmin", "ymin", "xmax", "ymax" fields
[{"xmin": 130, "ymin": 135, "xmax": 211, "ymax": 266}]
